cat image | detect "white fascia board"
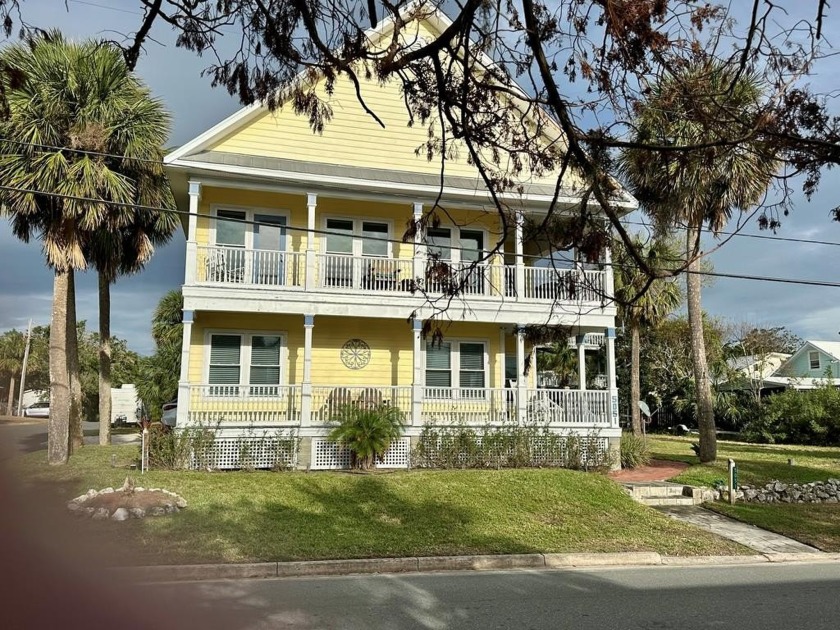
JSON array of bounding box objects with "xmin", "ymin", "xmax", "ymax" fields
[{"xmin": 182, "ymin": 286, "xmax": 616, "ymax": 326}]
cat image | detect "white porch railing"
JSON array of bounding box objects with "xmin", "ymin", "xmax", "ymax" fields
[
  {"xmin": 309, "ymin": 385, "xmax": 413, "ymax": 424},
  {"xmin": 188, "ymin": 384, "xmax": 302, "ymax": 425},
  {"xmin": 185, "ymin": 385, "xmax": 612, "ymax": 428},
  {"xmin": 421, "ymin": 387, "xmax": 515, "ymax": 424},
  {"xmin": 316, "ymin": 254, "xmax": 414, "ymax": 292},
  {"xmin": 422, "ymin": 261, "xmax": 494, "ymax": 296},
  {"xmin": 193, "ymin": 246, "xmax": 609, "ymax": 304},
  {"xmin": 197, "ymin": 245, "xmax": 305, "ymax": 287},
  {"xmin": 525, "ymin": 389, "xmax": 611, "ymax": 426},
  {"xmin": 509, "ymin": 266, "xmax": 605, "ymax": 302}
]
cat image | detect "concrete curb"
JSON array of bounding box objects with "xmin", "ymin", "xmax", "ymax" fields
[{"xmin": 113, "ymin": 551, "xmax": 840, "ymax": 583}]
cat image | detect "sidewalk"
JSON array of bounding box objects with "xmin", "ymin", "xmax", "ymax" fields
[{"xmin": 658, "ymin": 505, "xmax": 822, "ymax": 555}]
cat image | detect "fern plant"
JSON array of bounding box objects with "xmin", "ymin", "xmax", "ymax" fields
[{"xmin": 328, "ymin": 404, "xmax": 406, "ymax": 470}]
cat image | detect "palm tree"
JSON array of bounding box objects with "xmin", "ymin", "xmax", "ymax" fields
[
  {"xmin": 86, "ymin": 98, "xmax": 177, "ymax": 446},
  {"xmin": 620, "ymin": 61, "xmax": 777, "ymax": 462},
  {"xmin": 535, "ymin": 343, "xmax": 578, "ymax": 388},
  {"xmin": 136, "ymin": 290, "xmax": 183, "ymax": 422},
  {"xmin": 0, "ymin": 31, "xmax": 175, "ymax": 464},
  {"xmin": 613, "ymin": 236, "xmax": 682, "ymax": 435},
  {"xmin": 0, "ymin": 330, "xmax": 25, "ymax": 414}
]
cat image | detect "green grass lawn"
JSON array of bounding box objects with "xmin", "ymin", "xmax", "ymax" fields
[
  {"xmin": 9, "ymin": 445, "xmax": 751, "ymax": 565},
  {"xmin": 647, "ymin": 435, "xmax": 840, "ymax": 552}
]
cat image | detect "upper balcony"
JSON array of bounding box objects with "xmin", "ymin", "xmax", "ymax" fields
[{"xmin": 180, "ymin": 183, "xmax": 617, "ymax": 325}]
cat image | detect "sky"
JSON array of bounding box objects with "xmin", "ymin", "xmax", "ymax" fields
[{"xmin": 1, "ymin": 1, "xmax": 840, "ymax": 355}]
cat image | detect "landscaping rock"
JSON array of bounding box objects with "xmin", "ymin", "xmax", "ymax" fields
[
  {"xmin": 92, "ymin": 508, "xmax": 109, "ymax": 520},
  {"xmin": 739, "ymin": 479, "xmax": 840, "ymax": 504},
  {"xmin": 129, "ymin": 508, "xmax": 146, "ymax": 518},
  {"xmin": 111, "ymin": 508, "xmax": 130, "ymax": 521}
]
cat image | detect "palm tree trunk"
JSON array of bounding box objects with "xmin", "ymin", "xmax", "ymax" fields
[
  {"xmin": 98, "ymin": 271, "xmax": 112, "ymax": 446},
  {"xmin": 630, "ymin": 322, "xmax": 642, "ymax": 435},
  {"xmin": 686, "ymin": 228, "xmax": 717, "ymax": 462},
  {"xmin": 48, "ymin": 270, "xmax": 70, "ymax": 466},
  {"xmin": 67, "ymin": 268, "xmax": 84, "ymax": 453},
  {"xmin": 6, "ymin": 376, "xmax": 15, "ymax": 416}
]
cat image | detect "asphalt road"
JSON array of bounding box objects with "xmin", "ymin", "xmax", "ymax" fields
[
  {"xmin": 137, "ymin": 563, "xmax": 840, "ymax": 630},
  {"xmin": 0, "ymin": 418, "xmax": 139, "ymax": 460}
]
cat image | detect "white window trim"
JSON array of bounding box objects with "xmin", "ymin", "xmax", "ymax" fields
[
  {"xmin": 809, "ymin": 350, "xmax": 821, "ymax": 371},
  {"xmin": 424, "ymin": 338, "xmax": 491, "ymax": 395},
  {"xmin": 424, "ymin": 224, "xmax": 489, "ymax": 264},
  {"xmin": 320, "ymin": 214, "xmax": 394, "ymax": 257},
  {"xmin": 203, "ymin": 329, "xmax": 288, "ymax": 397},
  {"xmin": 210, "ymin": 205, "xmax": 290, "ymax": 252}
]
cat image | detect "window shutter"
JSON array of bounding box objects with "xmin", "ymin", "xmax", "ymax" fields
[{"xmin": 209, "ymin": 335, "xmax": 241, "ymax": 385}]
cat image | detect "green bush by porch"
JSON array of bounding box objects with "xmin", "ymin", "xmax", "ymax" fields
[{"xmin": 14, "ymin": 445, "xmax": 750, "ymax": 565}]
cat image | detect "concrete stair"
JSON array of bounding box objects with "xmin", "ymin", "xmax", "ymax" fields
[{"xmin": 623, "ymin": 482, "xmax": 702, "ymax": 507}]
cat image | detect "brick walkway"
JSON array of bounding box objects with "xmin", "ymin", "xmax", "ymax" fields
[{"xmin": 608, "ymin": 459, "xmax": 689, "ymax": 482}]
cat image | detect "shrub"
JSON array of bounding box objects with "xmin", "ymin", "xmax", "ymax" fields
[
  {"xmin": 742, "ymin": 385, "xmax": 840, "ymax": 446},
  {"xmin": 620, "ymin": 432, "xmax": 651, "ymax": 469},
  {"xmin": 413, "ymin": 423, "xmax": 614, "ymax": 470},
  {"xmin": 328, "ymin": 404, "xmax": 406, "ymax": 470}
]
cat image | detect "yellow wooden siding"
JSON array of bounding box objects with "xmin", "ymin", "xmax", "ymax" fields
[
  {"xmin": 187, "ymin": 314, "xmax": 508, "ymax": 387},
  {"xmin": 206, "ymin": 21, "xmax": 581, "ymax": 191}
]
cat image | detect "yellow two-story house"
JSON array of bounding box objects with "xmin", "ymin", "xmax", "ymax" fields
[{"xmin": 165, "ymin": 6, "xmax": 633, "ymax": 469}]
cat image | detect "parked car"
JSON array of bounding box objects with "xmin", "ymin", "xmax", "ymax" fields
[
  {"xmin": 161, "ymin": 399, "xmax": 177, "ymax": 428},
  {"xmin": 23, "ymin": 401, "xmax": 50, "ymax": 418}
]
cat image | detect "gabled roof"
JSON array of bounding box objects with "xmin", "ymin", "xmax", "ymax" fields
[
  {"xmin": 772, "ymin": 340, "xmax": 840, "ymax": 377},
  {"xmin": 164, "ymin": 1, "xmax": 637, "ymax": 208}
]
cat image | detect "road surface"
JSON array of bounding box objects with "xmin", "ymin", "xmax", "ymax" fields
[{"xmin": 138, "ymin": 563, "xmax": 840, "ymax": 630}]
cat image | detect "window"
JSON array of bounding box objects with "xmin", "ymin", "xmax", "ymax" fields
[
  {"xmin": 362, "ymin": 221, "xmax": 388, "ymax": 257},
  {"xmin": 207, "ymin": 333, "xmax": 285, "ymax": 396},
  {"xmin": 326, "ymin": 218, "xmax": 354, "ymax": 254},
  {"xmin": 426, "ymin": 227, "xmax": 452, "ymax": 260},
  {"xmin": 425, "ymin": 342, "xmax": 452, "ymax": 388},
  {"xmin": 209, "ymin": 334, "xmax": 242, "ymax": 396},
  {"xmin": 211, "ymin": 208, "xmax": 289, "ymax": 286},
  {"xmin": 809, "ymin": 351, "xmax": 821, "ymax": 370},
  {"xmin": 216, "ymin": 210, "xmax": 246, "ymax": 247},
  {"xmin": 425, "ymin": 340, "xmax": 487, "ymax": 396}
]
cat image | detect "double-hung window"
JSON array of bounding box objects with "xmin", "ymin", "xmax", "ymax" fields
[
  {"xmin": 425, "ymin": 341, "xmax": 487, "ymax": 398},
  {"xmin": 809, "ymin": 351, "xmax": 821, "ymax": 370},
  {"xmin": 208, "ymin": 333, "xmax": 285, "ymax": 396}
]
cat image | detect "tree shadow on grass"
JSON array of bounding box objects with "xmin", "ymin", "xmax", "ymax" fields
[
  {"xmin": 715, "ymin": 443, "xmax": 840, "ymax": 462},
  {"xmin": 146, "ymin": 473, "xmax": 541, "ymax": 565}
]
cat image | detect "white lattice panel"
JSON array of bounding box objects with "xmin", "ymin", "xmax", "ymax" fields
[
  {"xmin": 193, "ymin": 437, "xmax": 297, "ymax": 470},
  {"xmin": 311, "ymin": 439, "xmax": 353, "ymax": 470},
  {"xmin": 310, "ymin": 438, "xmax": 411, "ymax": 469},
  {"xmin": 377, "ymin": 438, "xmax": 410, "ymax": 468}
]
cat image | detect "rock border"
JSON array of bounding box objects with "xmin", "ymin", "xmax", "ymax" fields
[
  {"xmin": 67, "ymin": 479, "xmax": 187, "ymax": 521},
  {"xmin": 740, "ymin": 478, "xmax": 840, "ymax": 504}
]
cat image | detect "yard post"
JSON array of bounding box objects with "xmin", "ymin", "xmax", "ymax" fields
[{"xmin": 728, "ymin": 458, "xmax": 736, "ymax": 505}]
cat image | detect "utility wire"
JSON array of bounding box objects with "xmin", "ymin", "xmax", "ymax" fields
[
  {"xmin": 4, "ymin": 136, "xmax": 840, "ymax": 251},
  {"xmin": 2, "ymin": 183, "xmax": 840, "ymax": 290}
]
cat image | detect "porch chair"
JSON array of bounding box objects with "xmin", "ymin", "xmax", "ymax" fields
[{"xmin": 355, "ymin": 388, "xmax": 384, "ymax": 410}]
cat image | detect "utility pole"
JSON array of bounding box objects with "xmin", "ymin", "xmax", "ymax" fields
[{"xmin": 16, "ymin": 319, "xmax": 32, "ymax": 416}]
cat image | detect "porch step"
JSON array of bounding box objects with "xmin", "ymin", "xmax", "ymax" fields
[{"xmin": 622, "ymin": 482, "xmax": 703, "ymax": 507}]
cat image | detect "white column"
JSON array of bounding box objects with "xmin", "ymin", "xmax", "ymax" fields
[
  {"xmin": 184, "ymin": 181, "xmax": 201, "ymax": 285},
  {"xmin": 605, "ymin": 327, "xmax": 619, "ymax": 427},
  {"xmin": 176, "ymin": 310, "xmax": 194, "ymax": 427},
  {"xmin": 577, "ymin": 334, "xmax": 587, "ymax": 390},
  {"xmin": 300, "ymin": 314, "xmax": 314, "ymax": 427},
  {"xmin": 603, "ymin": 239, "xmax": 614, "ymax": 305},
  {"xmin": 514, "ymin": 212, "xmax": 525, "ymax": 300},
  {"xmin": 411, "ymin": 318, "xmax": 424, "ymax": 426},
  {"xmin": 412, "ymin": 202, "xmax": 425, "ymax": 286},
  {"xmin": 305, "ymin": 193, "xmax": 317, "ymax": 291},
  {"xmin": 515, "ymin": 325, "xmax": 527, "ymax": 424}
]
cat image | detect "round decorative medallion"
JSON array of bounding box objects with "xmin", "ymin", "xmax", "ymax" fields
[{"xmin": 340, "ymin": 338, "xmax": 371, "ymax": 370}]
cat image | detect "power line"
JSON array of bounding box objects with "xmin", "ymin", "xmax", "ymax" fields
[
  {"xmin": 4, "ymin": 136, "xmax": 840, "ymax": 252},
  {"xmin": 2, "ymin": 182, "xmax": 839, "ymax": 291},
  {"xmin": 66, "ymin": 0, "xmax": 144, "ymax": 16}
]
